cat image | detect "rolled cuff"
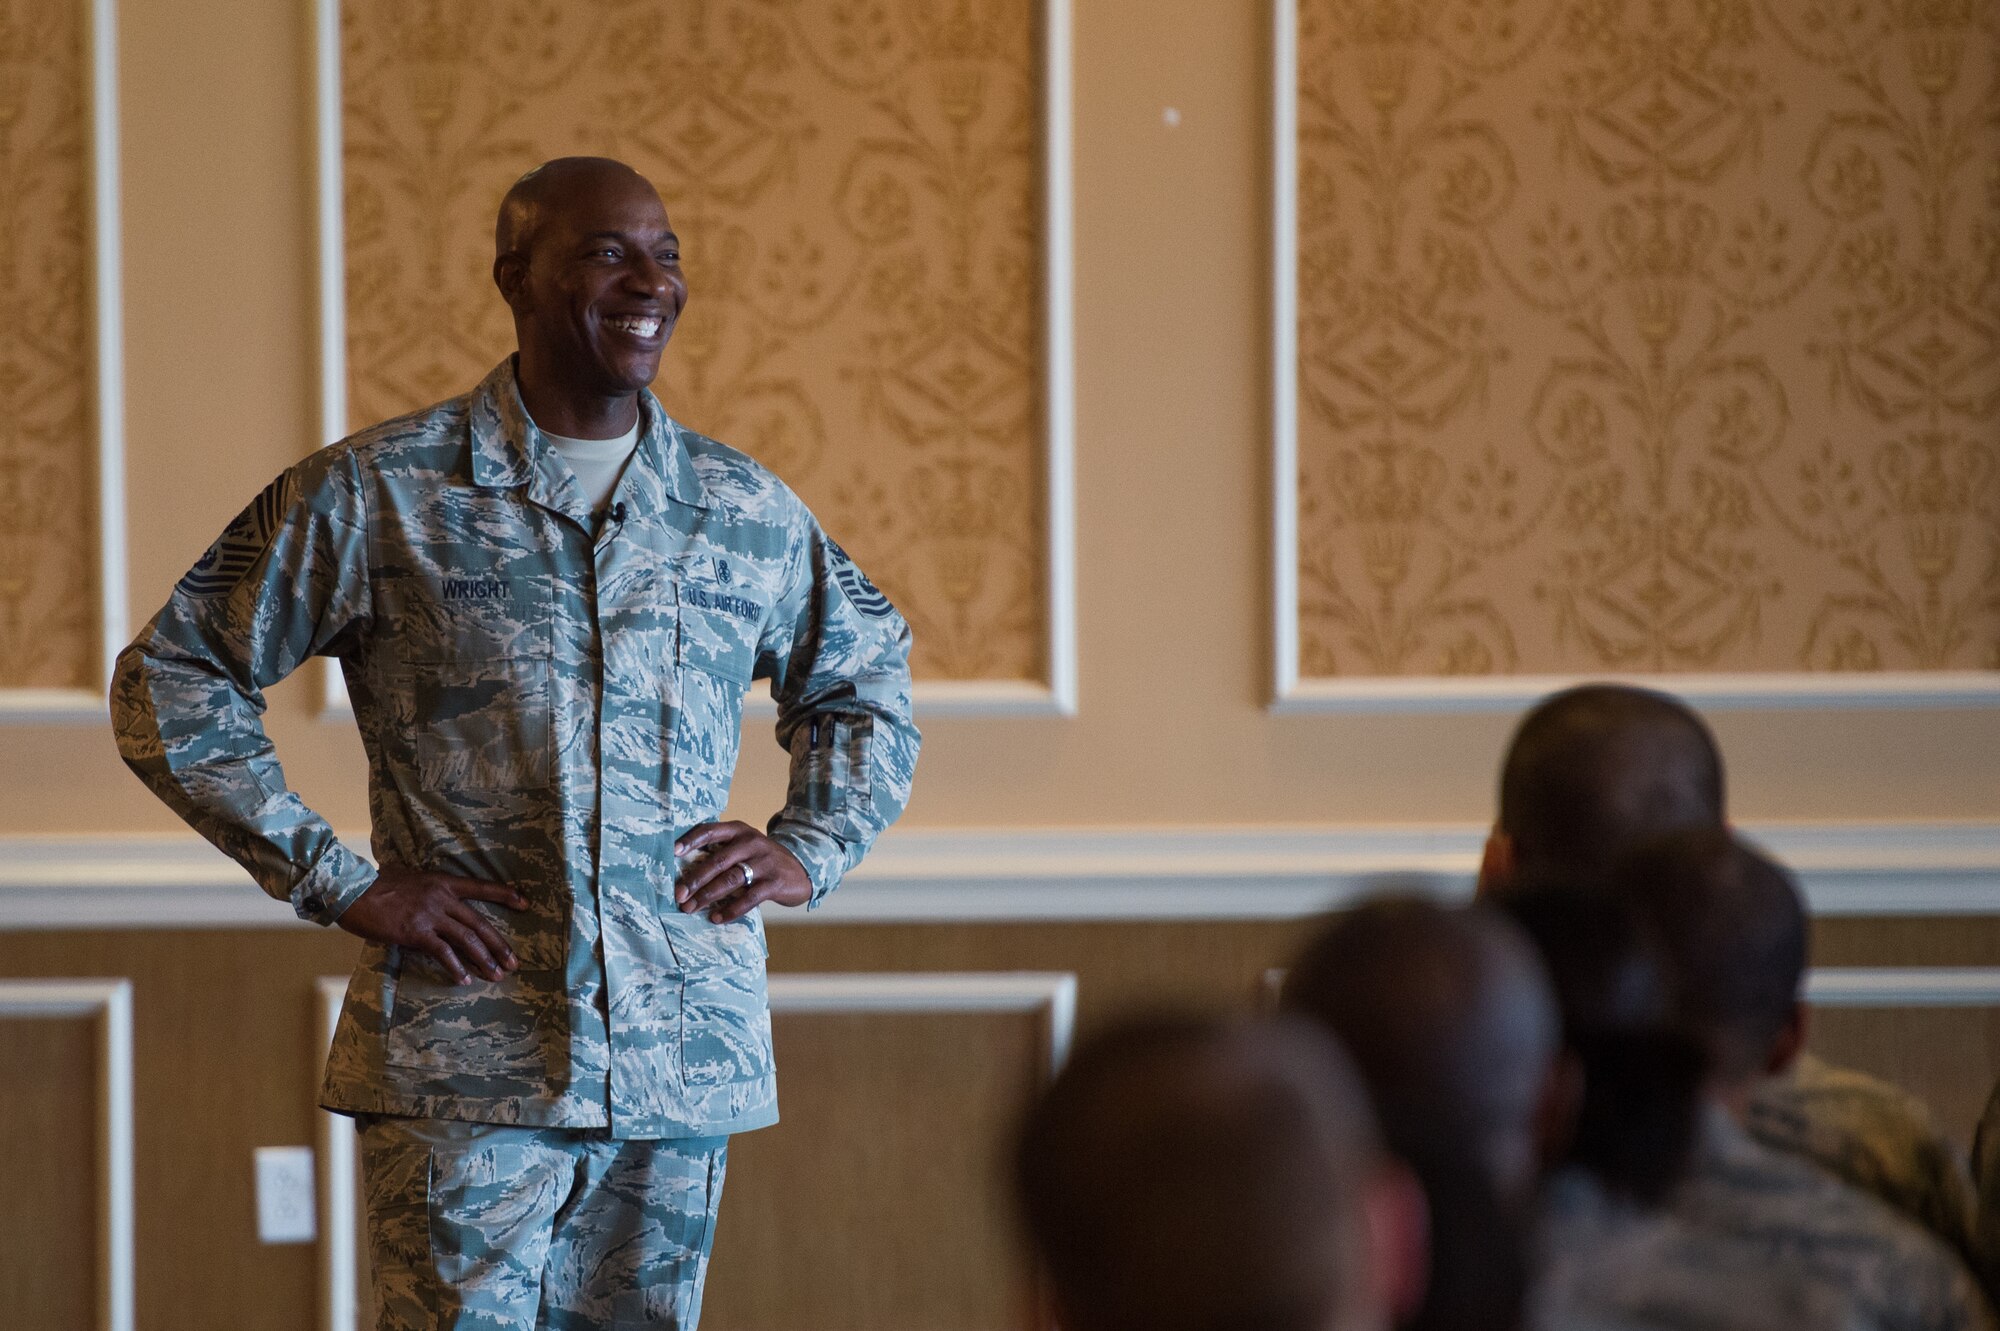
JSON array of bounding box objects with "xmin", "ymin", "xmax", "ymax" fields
[
  {"xmin": 289, "ymin": 840, "xmax": 377, "ymax": 925},
  {"xmin": 766, "ymin": 818, "xmax": 851, "ymax": 910}
]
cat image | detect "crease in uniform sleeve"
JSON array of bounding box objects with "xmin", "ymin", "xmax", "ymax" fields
[
  {"xmin": 757, "ymin": 513, "xmax": 919, "ymax": 908},
  {"xmin": 111, "ymin": 448, "xmax": 376, "ymax": 922}
]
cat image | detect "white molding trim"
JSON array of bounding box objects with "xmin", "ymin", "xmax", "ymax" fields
[
  {"xmin": 1271, "ymin": 0, "xmax": 1302, "ymax": 713},
  {"xmin": 1272, "ymin": 673, "xmax": 2000, "ymax": 713},
  {"xmin": 310, "ymin": 0, "xmax": 1078, "ymax": 720},
  {"xmin": 9, "ymin": 821, "xmax": 2000, "ymax": 927},
  {"xmin": 1, "ymin": 0, "xmax": 127, "ymax": 724},
  {"xmin": 1265, "ymin": 0, "xmax": 2000, "ymax": 714},
  {"xmin": 1806, "ymin": 968, "xmax": 2000, "ymax": 1008},
  {"xmin": 0, "ymin": 978, "xmax": 136, "ymax": 1331},
  {"xmin": 317, "ymin": 976, "xmax": 359, "ymax": 1331},
  {"xmin": 770, "ymin": 970, "xmax": 1078, "ymax": 1073}
]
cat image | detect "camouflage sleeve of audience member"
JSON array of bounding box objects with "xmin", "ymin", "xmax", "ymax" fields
[
  {"xmin": 1974, "ymin": 1081, "xmax": 2000, "ymax": 1306},
  {"xmin": 755, "ymin": 515, "xmax": 919, "ymax": 908},
  {"xmin": 109, "ymin": 447, "xmax": 376, "ymax": 925}
]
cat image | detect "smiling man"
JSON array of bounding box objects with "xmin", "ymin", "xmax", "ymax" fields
[{"xmin": 112, "ymin": 157, "xmax": 920, "ymax": 1330}]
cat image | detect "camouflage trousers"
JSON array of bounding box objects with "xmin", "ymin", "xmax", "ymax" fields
[{"xmin": 358, "ymin": 1116, "xmax": 728, "ymax": 1330}]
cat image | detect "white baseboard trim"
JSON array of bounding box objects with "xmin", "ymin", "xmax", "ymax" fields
[{"xmin": 4, "ymin": 822, "xmax": 2000, "ymax": 928}]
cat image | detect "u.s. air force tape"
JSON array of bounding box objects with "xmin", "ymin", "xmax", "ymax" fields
[
  {"xmin": 826, "ymin": 538, "xmax": 895, "ymax": 619},
  {"xmin": 179, "ymin": 472, "xmax": 295, "ymax": 598}
]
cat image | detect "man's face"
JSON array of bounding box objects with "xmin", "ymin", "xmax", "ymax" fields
[{"xmin": 501, "ymin": 171, "xmax": 687, "ymax": 397}]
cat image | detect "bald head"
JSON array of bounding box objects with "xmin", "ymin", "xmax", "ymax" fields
[
  {"xmin": 495, "ymin": 156, "xmax": 656, "ymax": 260},
  {"xmin": 1615, "ymin": 828, "xmax": 1808, "ymax": 1088},
  {"xmin": 1281, "ymin": 897, "xmax": 1560, "ymax": 1202},
  {"xmin": 490, "ymin": 157, "xmax": 684, "ymax": 434},
  {"xmin": 1495, "ymin": 684, "xmax": 1724, "ymax": 882},
  {"xmin": 1015, "ymin": 1016, "xmax": 1405, "ymax": 1331}
]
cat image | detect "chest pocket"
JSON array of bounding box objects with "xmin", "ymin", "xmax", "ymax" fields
[
  {"xmin": 395, "ymin": 574, "xmax": 555, "ymax": 790},
  {"xmin": 669, "ymin": 591, "xmax": 760, "ymax": 823}
]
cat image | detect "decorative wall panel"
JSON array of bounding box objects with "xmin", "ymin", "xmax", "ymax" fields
[
  {"xmin": 1288, "ymin": 0, "xmax": 2000, "ymax": 682},
  {"xmin": 0, "ymin": 1015, "xmax": 99, "ymax": 1328},
  {"xmin": 0, "ymin": 0, "xmax": 95, "ymax": 691},
  {"xmin": 702, "ymin": 1006, "xmax": 1045, "ymax": 1331},
  {"xmin": 336, "ymin": 0, "xmax": 1054, "ymax": 684}
]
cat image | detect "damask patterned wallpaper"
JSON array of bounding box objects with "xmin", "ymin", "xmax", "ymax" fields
[
  {"xmin": 342, "ymin": 0, "xmax": 1047, "ymax": 682},
  {"xmin": 0, "ymin": 0, "xmax": 95, "ymax": 690},
  {"xmin": 1294, "ymin": 0, "xmax": 1999, "ymax": 677}
]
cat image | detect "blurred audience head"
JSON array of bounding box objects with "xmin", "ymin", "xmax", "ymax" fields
[
  {"xmin": 1281, "ymin": 895, "xmax": 1562, "ymax": 1204},
  {"xmin": 1494, "ymin": 872, "xmax": 1707, "ymax": 1205},
  {"xmin": 1613, "ymin": 827, "xmax": 1810, "ymax": 1100},
  {"xmin": 1483, "ymin": 684, "xmax": 1725, "ymax": 892},
  {"xmin": 1282, "ymin": 896, "xmax": 1559, "ymax": 1331},
  {"xmin": 1015, "ymin": 1014, "xmax": 1426, "ymax": 1331}
]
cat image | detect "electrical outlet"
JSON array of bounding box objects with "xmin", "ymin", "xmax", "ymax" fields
[{"xmin": 254, "ymin": 1146, "xmax": 318, "ymax": 1244}]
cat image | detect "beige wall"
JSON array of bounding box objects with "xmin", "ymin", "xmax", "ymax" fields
[
  {"xmin": 4, "ymin": 11, "xmax": 1997, "ymax": 1329},
  {"xmin": 4, "ymin": 0, "xmax": 1997, "ymax": 837}
]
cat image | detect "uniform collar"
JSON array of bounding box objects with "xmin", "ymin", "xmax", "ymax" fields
[{"xmin": 468, "ymin": 358, "xmax": 710, "ymax": 513}]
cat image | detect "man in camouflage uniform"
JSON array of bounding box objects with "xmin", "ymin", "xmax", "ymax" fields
[
  {"xmin": 1608, "ymin": 830, "xmax": 1993, "ymax": 1331},
  {"xmin": 112, "ymin": 157, "xmax": 920, "ymax": 1329},
  {"xmin": 1752, "ymin": 1053, "xmax": 1987, "ymax": 1295},
  {"xmin": 1480, "ymin": 684, "xmax": 1988, "ymax": 1296}
]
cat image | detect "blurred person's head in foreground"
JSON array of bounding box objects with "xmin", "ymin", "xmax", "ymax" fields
[
  {"xmin": 1281, "ymin": 896, "xmax": 1561, "ymax": 1331},
  {"xmin": 1281, "ymin": 895, "xmax": 1565, "ymax": 1206},
  {"xmin": 1014, "ymin": 1014, "xmax": 1427, "ymax": 1331},
  {"xmin": 1613, "ymin": 827, "xmax": 1810, "ymax": 1113},
  {"xmin": 1482, "ymin": 684, "xmax": 1725, "ymax": 894},
  {"xmin": 1494, "ymin": 872, "xmax": 1708, "ymax": 1206}
]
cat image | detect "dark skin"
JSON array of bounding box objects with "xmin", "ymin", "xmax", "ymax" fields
[{"xmin": 335, "ymin": 158, "xmax": 810, "ymax": 980}]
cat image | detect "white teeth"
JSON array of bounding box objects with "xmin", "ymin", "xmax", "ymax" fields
[{"xmin": 608, "ymin": 316, "xmax": 661, "ymax": 337}]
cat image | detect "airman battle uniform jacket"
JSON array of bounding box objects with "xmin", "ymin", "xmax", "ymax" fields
[{"xmin": 113, "ymin": 359, "xmax": 920, "ymax": 1138}]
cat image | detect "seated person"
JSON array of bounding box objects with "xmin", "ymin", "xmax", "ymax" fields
[
  {"xmin": 1282, "ymin": 895, "xmax": 1566, "ymax": 1331},
  {"xmin": 1013, "ymin": 1013, "xmax": 1425, "ymax": 1331},
  {"xmin": 1608, "ymin": 830, "xmax": 1993, "ymax": 1331},
  {"xmin": 1484, "ymin": 683, "xmax": 1980, "ymax": 1273}
]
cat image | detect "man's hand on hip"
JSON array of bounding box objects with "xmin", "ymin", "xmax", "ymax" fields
[
  {"xmin": 335, "ymin": 864, "xmax": 528, "ymax": 984},
  {"xmin": 674, "ymin": 823, "xmax": 811, "ymax": 922}
]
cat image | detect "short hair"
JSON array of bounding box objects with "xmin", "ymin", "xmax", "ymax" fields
[
  {"xmin": 1014, "ymin": 1015, "xmax": 1381, "ymax": 1331},
  {"xmin": 1281, "ymin": 897, "xmax": 1554, "ymax": 1331},
  {"xmin": 1614, "ymin": 828, "xmax": 1808, "ymax": 1085},
  {"xmin": 1498, "ymin": 685, "xmax": 1725, "ymax": 878},
  {"xmin": 1493, "ymin": 872, "xmax": 1706, "ymax": 1205},
  {"xmin": 1280, "ymin": 896, "xmax": 1559, "ymax": 1175}
]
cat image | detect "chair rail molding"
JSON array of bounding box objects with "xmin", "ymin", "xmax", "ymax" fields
[
  {"xmin": 1806, "ymin": 968, "xmax": 2000, "ymax": 1008},
  {"xmin": 9, "ymin": 821, "xmax": 2000, "ymax": 928}
]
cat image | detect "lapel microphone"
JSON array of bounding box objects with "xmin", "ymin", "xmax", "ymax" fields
[{"xmin": 609, "ymin": 502, "xmax": 628, "ymax": 523}]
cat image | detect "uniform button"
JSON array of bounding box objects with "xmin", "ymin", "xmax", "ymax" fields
[{"xmin": 304, "ymin": 895, "xmax": 324, "ymax": 913}]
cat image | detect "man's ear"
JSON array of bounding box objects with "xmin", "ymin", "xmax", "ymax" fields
[
  {"xmin": 1765, "ymin": 1001, "xmax": 1808, "ymax": 1077},
  {"xmin": 493, "ymin": 252, "xmax": 529, "ymax": 309},
  {"xmin": 1476, "ymin": 828, "xmax": 1514, "ymax": 900},
  {"xmin": 1364, "ymin": 1159, "xmax": 1430, "ymax": 1326}
]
